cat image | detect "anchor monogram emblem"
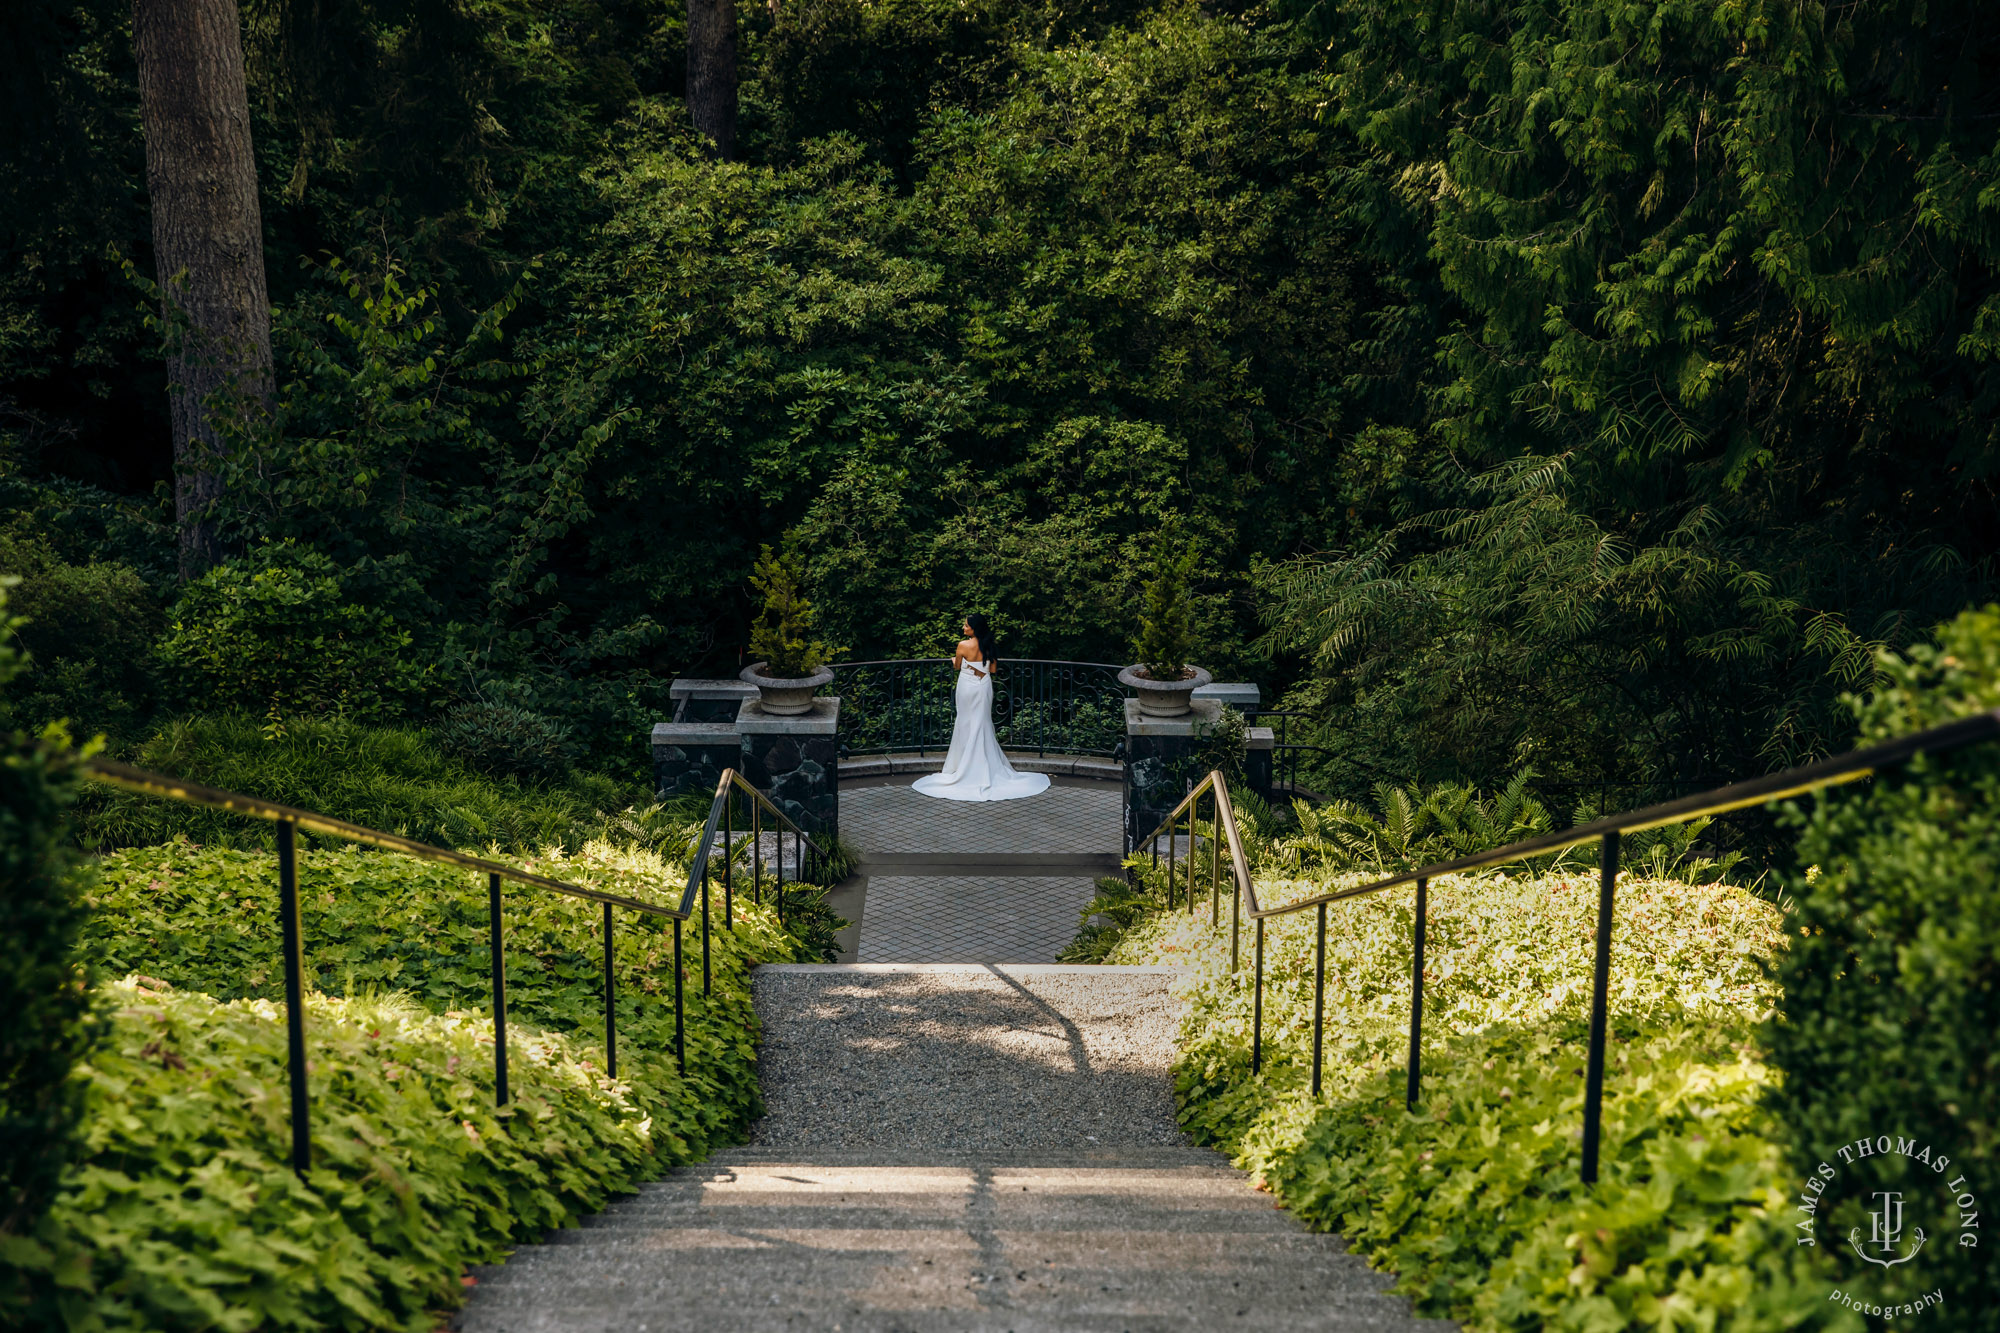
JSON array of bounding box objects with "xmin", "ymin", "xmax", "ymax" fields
[{"xmin": 1848, "ymin": 1191, "xmax": 1927, "ymax": 1268}]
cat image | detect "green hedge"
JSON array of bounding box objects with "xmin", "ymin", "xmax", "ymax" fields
[
  {"xmin": 0, "ymin": 583, "xmax": 96, "ymax": 1259},
  {"xmin": 157, "ymin": 543, "xmax": 432, "ymax": 725},
  {"xmin": 1766, "ymin": 605, "xmax": 2000, "ymax": 1323},
  {"xmin": 6, "ymin": 836, "xmax": 807, "ymax": 1331}
]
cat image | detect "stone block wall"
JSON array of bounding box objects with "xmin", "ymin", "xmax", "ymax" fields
[
  {"xmin": 1123, "ymin": 698, "xmax": 1221, "ymax": 850},
  {"xmin": 736, "ymin": 699, "xmax": 840, "ymax": 838},
  {"xmin": 651, "ymin": 722, "xmax": 740, "ymax": 802}
]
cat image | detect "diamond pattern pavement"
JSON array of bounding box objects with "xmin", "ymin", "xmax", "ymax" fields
[
  {"xmin": 842, "ymin": 782, "xmax": 1123, "ymax": 856},
  {"xmin": 840, "ymin": 781, "xmax": 1125, "ymax": 962},
  {"xmin": 856, "ymin": 876, "xmax": 1099, "ymax": 963}
]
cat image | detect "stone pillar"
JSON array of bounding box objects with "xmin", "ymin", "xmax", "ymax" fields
[
  {"xmin": 651, "ymin": 720, "xmax": 741, "ymax": 802},
  {"xmin": 652, "ymin": 678, "xmax": 759, "ymax": 800},
  {"xmin": 1245, "ymin": 724, "xmax": 1275, "ymax": 805},
  {"xmin": 737, "ymin": 697, "xmax": 841, "ymax": 838},
  {"xmin": 1124, "ymin": 697, "xmax": 1222, "ymax": 852}
]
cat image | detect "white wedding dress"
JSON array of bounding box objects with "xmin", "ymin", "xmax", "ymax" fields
[{"xmin": 911, "ymin": 658, "xmax": 1051, "ymax": 802}]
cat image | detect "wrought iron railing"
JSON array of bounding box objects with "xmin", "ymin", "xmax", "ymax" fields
[
  {"xmin": 827, "ymin": 658, "xmax": 1129, "ymax": 758},
  {"xmin": 1259, "ymin": 710, "xmax": 1334, "ymax": 797},
  {"xmin": 1138, "ymin": 706, "xmax": 2000, "ymax": 1185},
  {"xmin": 682, "ymin": 769, "xmax": 830, "ymax": 999},
  {"xmin": 80, "ymin": 757, "xmax": 822, "ymax": 1175}
]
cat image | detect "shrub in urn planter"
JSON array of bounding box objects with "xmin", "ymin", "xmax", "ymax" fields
[
  {"xmin": 741, "ymin": 542, "xmax": 834, "ymax": 715},
  {"xmin": 1120, "ymin": 529, "xmax": 1211, "ymax": 716}
]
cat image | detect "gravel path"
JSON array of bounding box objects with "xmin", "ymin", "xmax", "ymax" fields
[{"xmin": 748, "ymin": 964, "xmax": 1191, "ymax": 1150}]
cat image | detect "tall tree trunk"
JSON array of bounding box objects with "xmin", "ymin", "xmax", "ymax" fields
[
  {"xmin": 687, "ymin": 0, "xmax": 737, "ymax": 160},
  {"xmin": 132, "ymin": 0, "xmax": 273, "ymax": 580}
]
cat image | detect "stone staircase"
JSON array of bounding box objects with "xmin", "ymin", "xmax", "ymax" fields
[{"xmin": 456, "ymin": 964, "xmax": 1451, "ymax": 1332}]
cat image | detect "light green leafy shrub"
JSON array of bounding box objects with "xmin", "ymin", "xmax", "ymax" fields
[
  {"xmin": 22, "ymin": 980, "xmax": 683, "ymax": 1332},
  {"xmin": 6, "ymin": 832, "xmax": 812, "ymax": 1330},
  {"xmin": 1112, "ymin": 867, "xmax": 1831, "ymax": 1330},
  {"xmin": 1764, "ymin": 605, "xmax": 2000, "ymax": 1321},
  {"xmin": 78, "ymin": 839, "xmax": 765, "ymax": 1089},
  {"xmin": 157, "ymin": 543, "xmax": 431, "ymax": 725}
]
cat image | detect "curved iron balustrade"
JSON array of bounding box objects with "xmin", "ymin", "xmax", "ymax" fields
[
  {"xmin": 827, "ymin": 658, "xmax": 1130, "ymax": 758},
  {"xmin": 81, "ymin": 756, "xmax": 825, "ymax": 1176},
  {"xmin": 1136, "ymin": 706, "xmax": 2000, "ymax": 1186}
]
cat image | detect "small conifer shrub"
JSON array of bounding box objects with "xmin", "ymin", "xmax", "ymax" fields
[
  {"xmin": 748, "ymin": 542, "xmax": 831, "ymax": 679},
  {"xmin": 1134, "ymin": 528, "xmax": 1197, "ymax": 681}
]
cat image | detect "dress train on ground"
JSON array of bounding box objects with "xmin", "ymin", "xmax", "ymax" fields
[{"xmin": 911, "ymin": 660, "xmax": 1051, "ymax": 802}]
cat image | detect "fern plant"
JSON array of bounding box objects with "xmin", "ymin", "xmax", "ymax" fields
[
  {"xmin": 1275, "ymin": 771, "xmax": 1556, "ymax": 876},
  {"xmin": 1271, "ymin": 770, "xmax": 1747, "ymax": 886},
  {"xmin": 748, "ymin": 543, "xmax": 830, "ymax": 678}
]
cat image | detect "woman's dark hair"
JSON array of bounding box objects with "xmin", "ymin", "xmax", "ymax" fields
[{"xmin": 965, "ymin": 613, "xmax": 999, "ymax": 667}]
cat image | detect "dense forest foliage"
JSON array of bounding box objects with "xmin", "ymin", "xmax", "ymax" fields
[{"xmin": 2, "ymin": 0, "xmax": 1994, "ymax": 795}]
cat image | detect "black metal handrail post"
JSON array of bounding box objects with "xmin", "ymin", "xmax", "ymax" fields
[
  {"xmin": 488, "ymin": 871, "xmax": 509, "ymax": 1106},
  {"xmin": 1311, "ymin": 901, "xmax": 1327, "ymax": 1098},
  {"xmin": 1209, "ymin": 794, "xmax": 1221, "ymax": 925},
  {"xmin": 1405, "ymin": 877, "xmax": 1427, "ymax": 1110},
  {"xmin": 276, "ymin": 819, "xmax": 310, "ymax": 1175},
  {"xmin": 1580, "ymin": 832, "xmax": 1620, "ymax": 1183},
  {"xmin": 1229, "ymin": 839, "xmax": 1241, "ymax": 973},
  {"xmin": 673, "ymin": 918, "xmax": 686, "ymax": 1075},
  {"xmin": 602, "ymin": 902, "xmax": 617, "ymax": 1080},
  {"xmin": 1251, "ymin": 916, "xmax": 1264, "ymax": 1074}
]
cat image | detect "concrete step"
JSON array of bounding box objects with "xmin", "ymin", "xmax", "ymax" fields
[{"xmin": 462, "ymin": 1151, "xmax": 1432, "ymax": 1332}]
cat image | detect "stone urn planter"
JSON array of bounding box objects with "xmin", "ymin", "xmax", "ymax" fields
[
  {"xmin": 1118, "ymin": 664, "xmax": 1213, "ymax": 718},
  {"xmin": 740, "ymin": 662, "xmax": 835, "ymax": 716}
]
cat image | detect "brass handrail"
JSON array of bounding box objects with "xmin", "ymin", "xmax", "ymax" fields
[
  {"xmin": 85, "ymin": 757, "xmax": 680, "ymax": 917},
  {"xmin": 79, "ymin": 754, "xmax": 821, "ymax": 1176},
  {"xmin": 679, "ymin": 768, "xmax": 830, "ymax": 998},
  {"xmin": 1135, "ymin": 705, "xmax": 2000, "ymax": 1184}
]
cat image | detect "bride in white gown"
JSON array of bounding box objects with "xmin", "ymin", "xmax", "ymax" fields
[{"xmin": 912, "ymin": 615, "xmax": 1051, "ymax": 802}]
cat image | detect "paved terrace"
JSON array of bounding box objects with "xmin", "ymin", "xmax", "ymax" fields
[{"xmin": 832, "ymin": 775, "xmax": 1126, "ymax": 964}]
